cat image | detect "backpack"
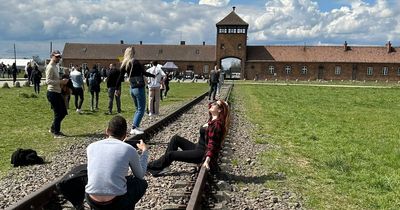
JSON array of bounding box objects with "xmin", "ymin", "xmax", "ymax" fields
[
  {"xmin": 56, "ymin": 164, "xmax": 88, "ymax": 209},
  {"xmin": 88, "ymin": 72, "xmax": 98, "ymax": 87},
  {"xmin": 11, "ymin": 148, "xmax": 44, "ymax": 167},
  {"xmin": 210, "ymin": 70, "xmax": 219, "ymax": 83}
]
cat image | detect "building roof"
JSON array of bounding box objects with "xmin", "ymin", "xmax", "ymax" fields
[
  {"xmin": 62, "ymin": 43, "xmax": 216, "ymax": 62},
  {"xmin": 216, "ymin": 9, "xmax": 248, "ymax": 26},
  {"xmin": 247, "ymin": 45, "xmax": 400, "ymax": 64}
]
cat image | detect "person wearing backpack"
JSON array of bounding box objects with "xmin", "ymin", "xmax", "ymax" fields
[
  {"xmin": 88, "ymin": 64, "xmax": 102, "ymax": 111},
  {"xmin": 208, "ymin": 64, "xmax": 220, "ymax": 101}
]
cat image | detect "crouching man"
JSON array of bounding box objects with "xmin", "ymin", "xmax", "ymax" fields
[{"xmin": 85, "ymin": 115, "xmax": 149, "ymax": 209}]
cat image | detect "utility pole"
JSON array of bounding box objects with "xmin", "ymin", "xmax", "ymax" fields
[{"xmin": 13, "ymin": 43, "xmax": 16, "ymax": 63}]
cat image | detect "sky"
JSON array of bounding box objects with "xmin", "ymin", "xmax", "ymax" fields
[{"xmin": 0, "ymin": 0, "xmax": 399, "ymax": 59}]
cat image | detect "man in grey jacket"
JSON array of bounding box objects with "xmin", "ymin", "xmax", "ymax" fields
[
  {"xmin": 46, "ymin": 50, "xmax": 69, "ymax": 138},
  {"xmin": 85, "ymin": 115, "xmax": 149, "ymax": 209}
]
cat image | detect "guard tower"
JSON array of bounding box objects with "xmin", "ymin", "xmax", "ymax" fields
[{"xmin": 216, "ymin": 7, "xmax": 249, "ymax": 79}]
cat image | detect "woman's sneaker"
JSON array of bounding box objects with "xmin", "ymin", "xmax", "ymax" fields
[{"xmin": 130, "ymin": 128, "xmax": 144, "ymax": 135}]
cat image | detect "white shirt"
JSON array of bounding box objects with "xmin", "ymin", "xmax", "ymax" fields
[{"xmin": 146, "ymin": 65, "xmax": 166, "ymax": 88}]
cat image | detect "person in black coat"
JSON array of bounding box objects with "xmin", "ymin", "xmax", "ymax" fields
[
  {"xmin": 88, "ymin": 64, "xmax": 102, "ymax": 111},
  {"xmin": 31, "ymin": 64, "xmax": 42, "ymax": 94}
]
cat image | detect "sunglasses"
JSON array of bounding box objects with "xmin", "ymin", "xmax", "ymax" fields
[{"xmin": 55, "ymin": 55, "xmax": 62, "ymax": 59}]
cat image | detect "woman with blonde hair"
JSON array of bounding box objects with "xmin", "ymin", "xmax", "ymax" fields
[
  {"xmin": 116, "ymin": 47, "xmax": 155, "ymax": 135},
  {"xmin": 147, "ymin": 99, "xmax": 230, "ymax": 176}
]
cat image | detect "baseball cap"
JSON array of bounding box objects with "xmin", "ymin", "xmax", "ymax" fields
[{"xmin": 51, "ymin": 50, "xmax": 62, "ymax": 57}]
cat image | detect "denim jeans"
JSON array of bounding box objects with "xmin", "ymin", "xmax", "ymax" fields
[
  {"xmin": 130, "ymin": 87, "xmax": 146, "ymax": 128},
  {"xmin": 108, "ymin": 87, "xmax": 121, "ymax": 113},
  {"xmin": 90, "ymin": 91, "xmax": 99, "ymax": 110},
  {"xmin": 73, "ymin": 87, "xmax": 84, "ymax": 109},
  {"xmin": 208, "ymin": 82, "xmax": 218, "ymax": 100},
  {"xmin": 47, "ymin": 91, "xmax": 67, "ymax": 134}
]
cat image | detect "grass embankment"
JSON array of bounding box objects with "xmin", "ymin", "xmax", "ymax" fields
[
  {"xmin": 0, "ymin": 82, "xmax": 208, "ymax": 177},
  {"xmin": 233, "ymin": 85, "xmax": 400, "ymax": 209}
]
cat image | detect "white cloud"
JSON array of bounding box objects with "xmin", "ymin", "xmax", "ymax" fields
[
  {"xmin": 0, "ymin": 0, "xmax": 399, "ymax": 58},
  {"xmin": 199, "ymin": 0, "xmax": 229, "ymax": 7}
]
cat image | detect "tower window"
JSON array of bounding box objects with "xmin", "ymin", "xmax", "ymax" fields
[
  {"xmin": 220, "ymin": 44, "xmax": 225, "ymax": 49},
  {"xmin": 228, "ymin": 28, "xmax": 237, "ymax": 33},
  {"xmin": 158, "ymin": 49, "xmax": 163, "ymax": 54},
  {"xmin": 218, "ymin": 28, "xmax": 227, "ymax": 33},
  {"xmin": 195, "ymin": 49, "xmax": 200, "ymax": 54},
  {"xmin": 237, "ymin": 44, "xmax": 242, "ymax": 50},
  {"xmin": 237, "ymin": 28, "xmax": 246, "ymax": 33}
]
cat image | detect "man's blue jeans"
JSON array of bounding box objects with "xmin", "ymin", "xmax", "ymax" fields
[{"xmin": 130, "ymin": 87, "xmax": 146, "ymax": 128}]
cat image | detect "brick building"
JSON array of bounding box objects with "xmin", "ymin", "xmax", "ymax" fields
[{"xmin": 62, "ymin": 7, "xmax": 400, "ymax": 81}]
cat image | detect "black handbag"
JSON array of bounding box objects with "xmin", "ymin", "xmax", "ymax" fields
[
  {"xmin": 130, "ymin": 75, "xmax": 145, "ymax": 88},
  {"xmin": 128, "ymin": 60, "xmax": 145, "ymax": 88}
]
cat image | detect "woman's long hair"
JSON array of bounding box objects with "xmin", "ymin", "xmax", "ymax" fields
[
  {"xmin": 209, "ymin": 100, "xmax": 230, "ymax": 142},
  {"xmin": 121, "ymin": 47, "xmax": 135, "ymax": 70}
]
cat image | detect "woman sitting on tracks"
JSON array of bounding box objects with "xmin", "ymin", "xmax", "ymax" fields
[{"xmin": 147, "ymin": 99, "xmax": 230, "ymax": 176}]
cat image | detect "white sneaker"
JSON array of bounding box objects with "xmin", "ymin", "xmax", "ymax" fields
[
  {"xmin": 76, "ymin": 109, "xmax": 82, "ymax": 113},
  {"xmin": 130, "ymin": 128, "xmax": 144, "ymax": 135}
]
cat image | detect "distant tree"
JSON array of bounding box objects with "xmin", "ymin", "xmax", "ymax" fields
[{"xmin": 32, "ymin": 55, "xmax": 45, "ymax": 65}]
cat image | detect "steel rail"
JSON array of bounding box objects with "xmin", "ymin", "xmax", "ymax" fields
[
  {"xmin": 6, "ymin": 90, "xmax": 209, "ymax": 210},
  {"xmin": 186, "ymin": 84, "xmax": 233, "ymax": 210}
]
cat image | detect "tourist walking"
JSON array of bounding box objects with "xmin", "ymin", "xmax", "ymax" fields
[
  {"xmin": 208, "ymin": 64, "xmax": 220, "ymax": 101},
  {"xmin": 88, "ymin": 64, "xmax": 102, "ymax": 111},
  {"xmin": 45, "ymin": 50, "xmax": 69, "ymax": 138},
  {"xmin": 117, "ymin": 46, "xmax": 155, "ymax": 135},
  {"xmin": 106, "ymin": 63, "xmax": 122, "ymax": 114},
  {"xmin": 31, "ymin": 64, "xmax": 42, "ymax": 94},
  {"xmin": 70, "ymin": 66, "xmax": 85, "ymax": 113},
  {"xmin": 12, "ymin": 63, "xmax": 17, "ymax": 86}
]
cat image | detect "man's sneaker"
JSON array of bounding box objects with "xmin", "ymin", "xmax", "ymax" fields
[
  {"xmin": 105, "ymin": 111, "xmax": 112, "ymax": 115},
  {"xmin": 130, "ymin": 128, "xmax": 144, "ymax": 135},
  {"xmin": 76, "ymin": 109, "xmax": 82, "ymax": 114},
  {"xmin": 54, "ymin": 132, "xmax": 66, "ymax": 139}
]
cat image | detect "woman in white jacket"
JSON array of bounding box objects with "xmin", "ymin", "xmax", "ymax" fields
[{"xmin": 146, "ymin": 61, "xmax": 165, "ymax": 116}]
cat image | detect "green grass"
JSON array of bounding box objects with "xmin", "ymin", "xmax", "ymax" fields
[
  {"xmin": 233, "ymin": 84, "xmax": 400, "ymax": 210},
  {"xmin": 0, "ymin": 82, "xmax": 208, "ymax": 176}
]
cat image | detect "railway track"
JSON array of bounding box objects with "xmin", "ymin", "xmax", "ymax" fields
[{"xmin": 6, "ymin": 84, "xmax": 233, "ymax": 210}]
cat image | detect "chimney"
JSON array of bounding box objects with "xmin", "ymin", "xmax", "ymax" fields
[
  {"xmin": 120, "ymin": 40, "xmax": 124, "ymax": 44},
  {"xmin": 180, "ymin": 41, "xmax": 185, "ymax": 45},
  {"xmin": 344, "ymin": 41, "xmax": 348, "ymax": 51},
  {"xmin": 387, "ymin": 41, "xmax": 392, "ymax": 53},
  {"xmin": 203, "ymin": 41, "xmax": 205, "ymax": 45},
  {"xmin": 140, "ymin": 41, "xmax": 143, "ymax": 45},
  {"xmin": 233, "ymin": 6, "xmax": 236, "ymax": 11}
]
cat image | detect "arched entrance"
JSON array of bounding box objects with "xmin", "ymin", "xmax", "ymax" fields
[{"xmin": 221, "ymin": 57, "xmax": 241, "ymax": 79}]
